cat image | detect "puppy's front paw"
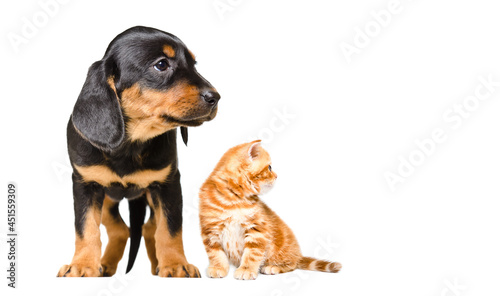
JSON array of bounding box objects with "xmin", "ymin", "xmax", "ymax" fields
[
  {"xmin": 234, "ymin": 266, "xmax": 258, "ymax": 280},
  {"xmin": 57, "ymin": 263, "xmax": 102, "ymax": 277},
  {"xmin": 101, "ymin": 263, "xmax": 118, "ymax": 277},
  {"xmin": 157, "ymin": 263, "xmax": 201, "ymax": 278}
]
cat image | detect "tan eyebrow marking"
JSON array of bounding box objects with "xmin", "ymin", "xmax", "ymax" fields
[
  {"xmin": 163, "ymin": 45, "xmax": 176, "ymax": 58},
  {"xmin": 188, "ymin": 50, "xmax": 196, "ymax": 61}
]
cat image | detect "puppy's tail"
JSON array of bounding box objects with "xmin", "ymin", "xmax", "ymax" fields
[
  {"xmin": 126, "ymin": 197, "xmax": 147, "ymax": 273},
  {"xmin": 298, "ymin": 256, "xmax": 342, "ymax": 273}
]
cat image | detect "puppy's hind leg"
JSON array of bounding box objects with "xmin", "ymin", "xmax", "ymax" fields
[
  {"xmin": 100, "ymin": 196, "xmax": 130, "ymax": 277},
  {"xmin": 142, "ymin": 209, "xmax": 159, "ymax": 275}
]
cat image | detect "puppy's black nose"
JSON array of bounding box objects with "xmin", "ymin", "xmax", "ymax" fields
[{"xmin": 202, "ymin": 90, "xmax": 220, "ymax": 106}]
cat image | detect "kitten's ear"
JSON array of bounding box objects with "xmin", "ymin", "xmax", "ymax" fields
[{"xmin": 248, "ymin": 140, "xmax": 262, "ymax": 160}]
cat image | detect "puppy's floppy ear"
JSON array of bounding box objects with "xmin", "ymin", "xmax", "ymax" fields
[
  {"xmin": 180, "ymin": 127, "xmax": 188, "ymax": 146},
  {"xmin": 72, "ymin": 60, "xmax": 125, "ymax": 152}
]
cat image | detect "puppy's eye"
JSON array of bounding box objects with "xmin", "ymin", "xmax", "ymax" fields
[
  {"xmin": 154, "ymin": 60, "xmax": 168, "ymax": 71},
  {"xmin": 268, "ymin": 165, "xmax": 272, "ymax": 171}
]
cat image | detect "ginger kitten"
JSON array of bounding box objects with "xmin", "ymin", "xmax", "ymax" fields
[{"xmin": 199, "ymin": 140, "xmax": 342, "ymax": 280}]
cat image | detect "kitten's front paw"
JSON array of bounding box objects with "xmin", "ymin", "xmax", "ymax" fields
[
  {"xmin": 207, "ymin": 264, "xmax": 229, "ymax": 278},
  {"xmin": 261, "ymin": 265, "xmax": 281, "ymax": 275},
  {"xmin": 234, "ymin": 266, "xmax": 258, "ymax": 280}
]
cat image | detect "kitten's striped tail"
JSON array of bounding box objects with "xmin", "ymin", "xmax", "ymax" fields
[{"xmin": 298, "ymin": 256, "xmax": 342, "ymax": 273}]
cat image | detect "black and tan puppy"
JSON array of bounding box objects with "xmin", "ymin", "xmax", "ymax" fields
[{"xmin": 57, "ymin": 26, "xmax": 220, "ymax": 277}]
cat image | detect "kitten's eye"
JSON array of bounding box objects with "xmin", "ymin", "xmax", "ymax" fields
[
  {"xmin": 154, "ymin": 60, "xmax": 169, "ymax": 71},
  {"xmin": 268, "ymin": 165, "xmax": 272, "ymax": 171}
]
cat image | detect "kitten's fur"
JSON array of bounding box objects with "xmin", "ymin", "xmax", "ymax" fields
[{"xmin": 199, "ymin": 140, "xmax": 342, "ymax": 280}]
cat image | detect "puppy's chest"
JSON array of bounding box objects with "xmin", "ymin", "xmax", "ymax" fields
[
  {"xmin": 75, "ymin": 162, "xmax": 172, "ymax": 190},
  {"xmin": 74, "ymin": 150, "xmax": 172, "ymax": 189},
  {"xmin": 74, "ymin": 136, "xmax": 175, "ymax": 190}
]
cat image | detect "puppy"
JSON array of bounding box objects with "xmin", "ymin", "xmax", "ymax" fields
[{"xmin": 57, "ymin": 26, "xmax": 220, "ymax": 277}]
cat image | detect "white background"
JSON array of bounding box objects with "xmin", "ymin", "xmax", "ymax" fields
[{"xmin": 1, "ymin": 0, "xmax": 500, "ymax": 295}]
